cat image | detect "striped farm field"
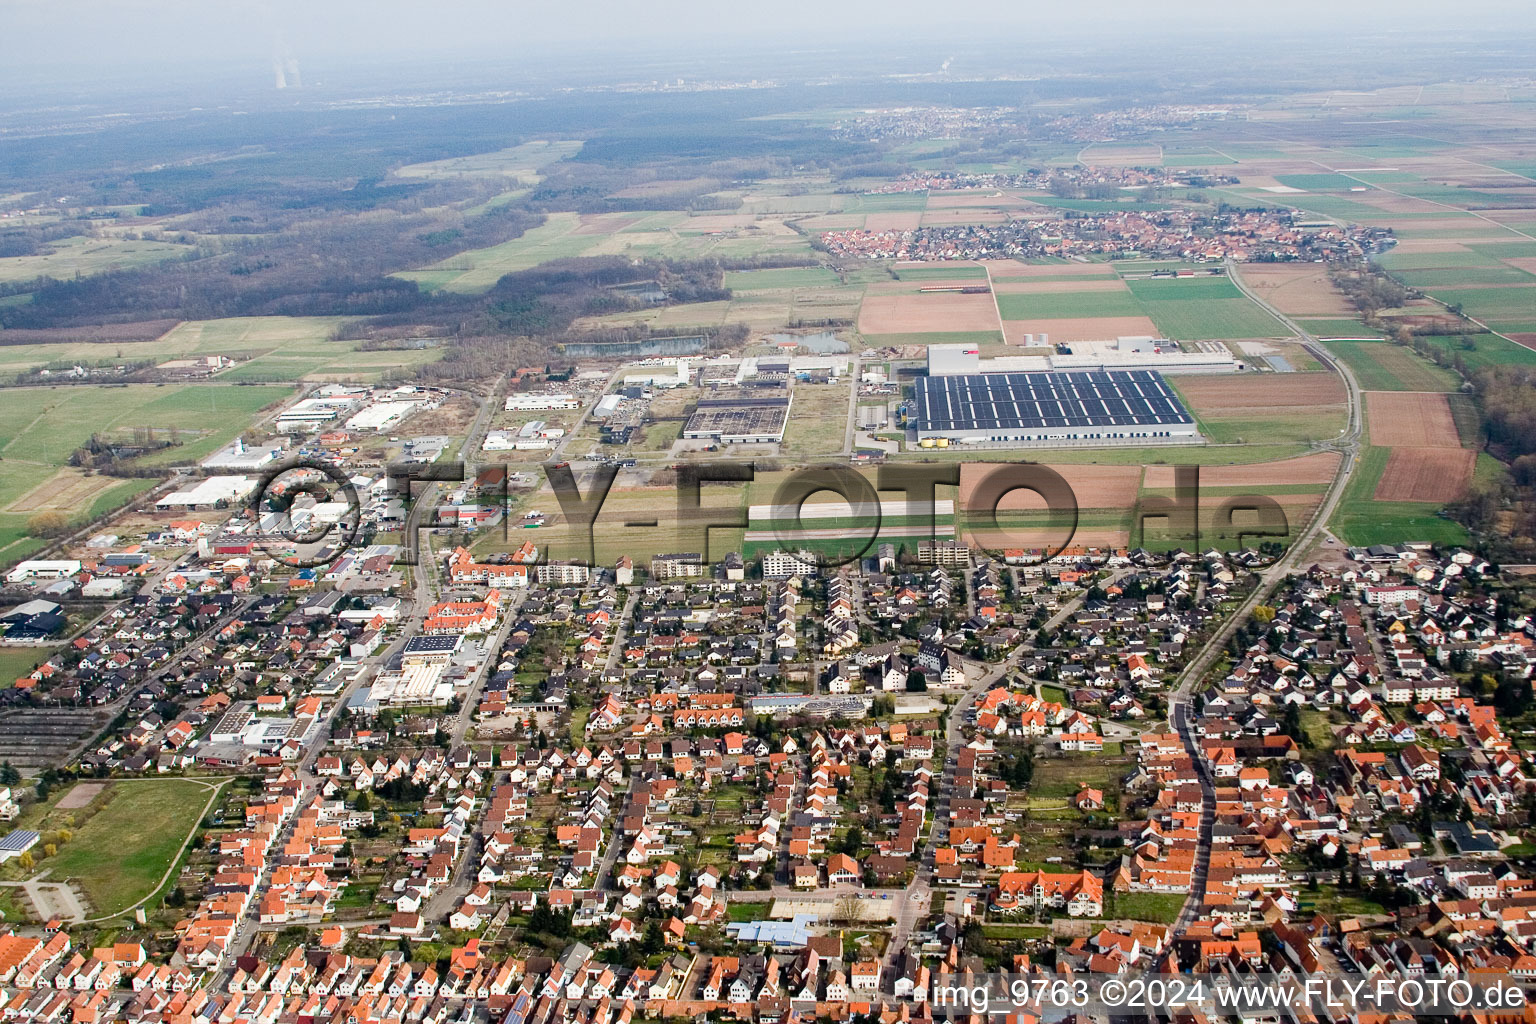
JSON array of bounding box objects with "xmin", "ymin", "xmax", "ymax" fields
[{"xmin": 1363, "ymin": 391, "xmax": 1462, "ymax": 448}]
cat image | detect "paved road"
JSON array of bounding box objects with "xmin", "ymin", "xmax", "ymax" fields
[
  {"xmin": 883, "ymin": 568, "xmax": 1128, "ymax": 979},
  {"xmin": 1163, "ymin": 261, "xmax": 1366, "ymax": 929}
]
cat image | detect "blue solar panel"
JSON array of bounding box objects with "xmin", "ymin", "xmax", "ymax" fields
[{"xmin": 914, "ymin": 370, "xmax": 1194, "ymax": 433}]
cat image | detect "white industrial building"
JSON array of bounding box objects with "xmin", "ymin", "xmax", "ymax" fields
[
  {"xmin": 275, "ymin": 394, "xmax": 361, "ymax": 428},
  {"xmin": 5, "ymin": 560, "xmax": 82, "ymax": 584},
  {"xmin": 926, "ymin": 338, "xmax": 1239, "ymax": 377},
  {"xmin": 913, "ymin": 370, "xmax": 1201, "ymax": 448},
  {"xmin": 202, "ymin": 438, "xmax": 285, "ymax": 472},
  {"xmin": 623, "ymin": 359, "xmax": 691, "ymax": 388},
  {"xmin": 157, "ymin": 476, "xmax": 259, "ymax": 510},
  {"xmin": 504, "ymin": 394, "xmax": 580, "ymax": 411},
  {"xmin": 345, "ymin": 400, "xmax": 427, "ymax": 432}
]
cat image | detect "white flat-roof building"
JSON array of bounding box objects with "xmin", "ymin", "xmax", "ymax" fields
[
  {"xmin": 157, "ymin": 476, "xmax": 259, "ymax": 510},
  {"xmin": 345, "ymin": 401, "xmax": 427, "ymax": 432},
  {"xmin": 927, "ymin": 338, "xmax": 1239, "ymax": 377},
  {"xmin": 276, "ymin": 395, "xmax": 360, "ymax": 428},
  {"xmin": 623, "ymin": 359, "xmax": 690, "ymax": 388},
  {"xmin": 504, "ymin": 394, "xmax": 579, "ymax": 411},
  {"xmin": 483, "ymin": 431, "xmax": 517, "ymax": 451},
  {"xmin": 4, "ymin": 560, "xmax": 82, "ymax": 583},
  {"xmin": 202, "ymin": 438, "xmax": 284, "ymax": 471}
]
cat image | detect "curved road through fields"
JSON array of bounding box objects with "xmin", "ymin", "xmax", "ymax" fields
[{"xmin": 1163, "ymin": 260, "xmax": 1366, "ymax": 932}]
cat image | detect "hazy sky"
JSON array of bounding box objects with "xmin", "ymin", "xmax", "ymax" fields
[{"xmin": 4, "ymin": 0, "xmax": 1534, "ymax": 86}]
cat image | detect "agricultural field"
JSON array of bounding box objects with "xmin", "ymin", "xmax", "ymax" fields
[
  {"xmin": 1363, "ymin": 391, "xmax": 1463, "ymax": 448},
  {"xmin": 1321, "ymin": 340, "xmax": 1461, "ymax": 392},
  {"xmin": 1329, "ymin": 446, "xmax": 1470, "ymax": 548},
  {"xmin": 0, "ymin": 316, "xmax": 423, "ymax": 386},
  {"xmin": 1375, "ymin": 447, "xmax": 1478, "ymax": 503},
  {"xmin": 1170, "ymin": 373, "xmax": 1346, "ymax": 445},
  {"xmin": 778, "ymin": 382, "xmax": 851, "ymax": 458},
  {"xmin": 0, "ymin": 382, "xmax": 292, "ymax": 557},
  {"xmin": 860, "ymin": 288, "xmax": 1001, "ymax": 335},
  {"xmin": 995, "ymin": 290, "xmax": 1145, "ymax": 320},
  {"xmin": 1236, "ymin": 264, "xmax": 1358, "ymax": 318},
  {"xmin": 0, "ymin": 235, "xmax": 194, "ymax": 287},
  {"xmin": 987, "ymin": 272, "xmax": 1285, "ymax": 344}
]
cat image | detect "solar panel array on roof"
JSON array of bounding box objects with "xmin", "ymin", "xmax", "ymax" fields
[
  {"xmin": 0, "ymin": 830, "xmax": 38, "ymax": 853},
  {"xmin": 404, "ymin": 635, "xmax": 461, "ymax": 653},
  {"xmin": 914, "ymin": 370, "xmax": 1194, "ymax": 433}
]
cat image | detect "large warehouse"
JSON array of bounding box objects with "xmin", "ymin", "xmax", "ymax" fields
[
  {"xmin": 912, "ymin": 369, "xmax": 1199, "ymax": 447},
  {"xmin": 682, "ymin": 391, "xmax": 792, "ymax": 444}
]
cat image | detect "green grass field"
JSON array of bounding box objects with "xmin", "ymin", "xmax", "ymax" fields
[
  {"xmin": 0, "ymin": 384, "xmax": 292, "ymax": 466},
  {"xmin": 839, "ymin": 192, "xmax": 929, "ymax": 212},
  {"xmin": 0, "ymin": 316, "xmax": 423, "ymax": 387},
  {"xmin": 0, "ymin": 383, "xmax": 291, "ymax": 560},
  {"xmin": 894, "ymin": 265, "xmax": 987, "ymax": 281},
  {"xmin": 1424, "ymin": 285, "xmax": 1536, "ymax": 323},
  {"xmin": 1418, "ymin": 333, "xmax": 1536, "ymax": 369},
  {"xmin": 0, "ymin": 235, "xmax": 192, "ymax": 286},
  {"xmin": 1126, "ymin": 276, "xmax": 1247, "ymax": 302},
  {"xmin": 1274, "ymin": 173, "xmax": 1368, "ymax": 192},
  {"xmin": 1106, "ymin": 891, "xmax": 1186, "ymax": 923},
  {"xmin": 399, "ymin": 209, "xmax": 816, "ymax": 293},
  {"xmin": 0, "ymin": 647, "xmax": 60, "ymax": 686},
  {"xmin": 1376, "ymin": 250, "xmax": 1506, "ymax": 271},
  {"xmin": 1329, "ymin": 446, "xmax": 1470, "ymax": 547},
  {"xmin": 1141, "ymin": 298, "xmax": 1283, "ymax": 340},
  {"xmin": 996, "ymin": 291, "xmax": 1145, "ymax": 319},
  {"xmin": 724, "ymin": 267, "xmax": 841, "ymax": 290},
  {"xmin": 1295, "ymin": 318, "xmax": 1384, "ymax": 339},
  {"xmin": 993, "ymin": 273, "xmax": 1283, "ymax": 339},
  {"xmin": 1396, "ymin": 266, "xmax": 1536, "ymax": 288},
  {"xmin": 33, "ymin": 779, "xmax": 217, "ymax": 917},
  {"xmin": 1322, "ymin": 340, "xmax": 1461, "ymax": 391}
]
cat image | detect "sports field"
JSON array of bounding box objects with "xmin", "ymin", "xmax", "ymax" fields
[{"xmin": 19, "ymin": 779, "xmax": 220, "ymax": 918}]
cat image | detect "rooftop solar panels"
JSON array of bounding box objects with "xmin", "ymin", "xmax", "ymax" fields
[
  {"xmin": 914, "ymin": 370, "xmax": 1194, "ymax": 434},
  {"xmin": 0, "ymin": 830, "xmax": 39, "ymax": 853},
  {"xmin": 404, "ymin": 635, "xmax": 462, "ymax": 654}
]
